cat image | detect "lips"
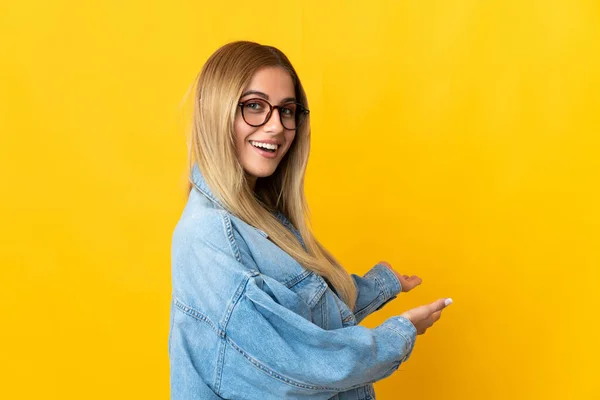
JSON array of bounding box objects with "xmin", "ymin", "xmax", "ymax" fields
[
  {"xmin": 249, "ymin": 140, "xmax": 279, "ymax": 159},
  {"xmin": 250, "ymin": 142, "xmax": 276, "ymax": 153}
]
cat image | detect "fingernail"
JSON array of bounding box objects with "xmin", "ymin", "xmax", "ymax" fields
[{"xmin": 444, "ymin": 298, "xmax": 453, "ymax": 306}]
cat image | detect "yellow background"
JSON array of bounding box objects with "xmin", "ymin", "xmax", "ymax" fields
[{"xmin": 1, "ymin": 1, "xmax": 598, "ymax": 398}]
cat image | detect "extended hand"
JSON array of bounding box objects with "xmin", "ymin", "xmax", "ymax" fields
[
  {"xmin": 378, "ymin": 261, "xmax": 422, "ymax": 292},
  {"xmin": 401, "ymin": 298, "xmax": 452, "ymax": 335}
]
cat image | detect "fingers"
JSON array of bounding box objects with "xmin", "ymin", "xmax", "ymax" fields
[
  {"xmin": 425, "ymin": 308, "xmax": 445, "ymax": 331},
  {"xmin": 422, "ymin": 312, "xmax": 441, "ymax": 333},
  {"xmin": 401, "ymin": 298, "xmax": 453, "ymax": 335},
  {"xmin": 399, "ymin": 275, "xmax": 423, "ymax": 292},
  {"xmin": 378, "ymin": 263, "xmax": 422, "ymax": 288},
  {"xmin": 429, "ymin": 298, "xmax": 452, "ymax": 314},
  {"xmin": 430, "ymin": 310, "xmax": 442, "ymax": 323}
]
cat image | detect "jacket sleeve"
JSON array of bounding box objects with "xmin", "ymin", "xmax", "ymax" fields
[
  {"xmin": 226, "ymin": 266, "xmax": 417, "ymax": 394},
  {"xmin": 173, "ymin": 211, "xmax": 416, "ymax": 396},
  {"xmin": 351, "ymin": 263, "xmax": 402, "ymax": 324}
]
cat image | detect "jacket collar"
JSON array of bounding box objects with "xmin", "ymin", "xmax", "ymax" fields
[
  {"xmin": 189, "ymin": 163, "xmax": 224, "ymax": 209},
  {"xmin": 189, "ymin": 163, "xmax": 304, "ymax": 247}
]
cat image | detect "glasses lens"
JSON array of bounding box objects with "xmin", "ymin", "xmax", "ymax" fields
[
  {"xmin": 241, "ymin": 99, "xmax": 271, "ymax": 126},
  {"xmin": 295, "ymin": 105, "xmax": 308, "ymax": 129},
  {"xmin": 281, "ymin": 103, "xmax": 309, "ymax": 130},
  {"xmin": 241, "ymin": 99, "xmax": 308, "ymax": 130},
  {"xmin": 279, "ymin": 103, "xmax": 299, "ymax": 130}
]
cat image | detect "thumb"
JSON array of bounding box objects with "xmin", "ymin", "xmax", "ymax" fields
[{"xmin": 429, "ymin": 298, "xmax": 453, "ymax": 314}]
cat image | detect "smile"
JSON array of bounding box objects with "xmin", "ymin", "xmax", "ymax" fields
[
  {"xmin": 249, "ymin": 140, "xmax": 280, "ymax": 159},
  {"xmin": 249, "ymin": 140, "xmax": 279, "ymax": 152}
]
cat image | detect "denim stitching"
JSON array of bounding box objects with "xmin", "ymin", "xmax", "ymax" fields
[
  {"xmin": 365, "ymin": 383, "xmax": 375, "ymax": 399},
  {"xmin": 189, "ymin": 175, "xmax": 223, "ymax": 209},
  {"xmin": 221, "ymin": 274, "xmax": 252, "ymax": 332},
  {"xmin": 379, "ymin": 324, "xmax": 414, "ymax": 355},
  {"xmin": 375, "ymin": 263, "xmax": 402, "ymax": 294},
  {"xmin": 225, "ymin": 276, "xmax": 354, "ymax": 392},
  {"xmin": 372, "ymin": 275, "xmax": 390, "ymax": 300},
  {"xmin": 321, "ymin": 295, "xmax": 328, "ymax": 329},
  {"xmin": 173, "ymin": 297, "xmax": 221, "ymax": 336},
  {"xmin": 220, "ymin": 211, "xmax": 241, "ymax": 263},
  {"xmin": 353, "ymin": 268, "xmax": 393, "ymax": 321},
  {"xmin": 354, "ymin": 292, "xmax": 384, "ymax": 322},
  {"xmin": 282, "ymin": 269, "xmax": 312, "ymax": 288},
  {"xmin": 225, "ymin": 336, "xmax": 342, "ymax": 392},
  {"xmin": 214, "ymin": 335, "xmax": 226, "ymax": 395},
  {"xmin": 307, "ymin": 279, "xmax": 328, "ymax": 309},
  {"xmin": 381, "ymin": 323, "xmax": 413, "ymax": 344},
  {"xmin": 342, "ymin": 313, "xmax": 356, "ymax": 324},
  {"xmin": 168, "ymin": 303, "xmax": 175, "ymax": 357}
]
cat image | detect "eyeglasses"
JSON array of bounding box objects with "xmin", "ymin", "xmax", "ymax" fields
[{"xmin": 237, "ymin": 98, "xmax": 310, "ymax": 131}]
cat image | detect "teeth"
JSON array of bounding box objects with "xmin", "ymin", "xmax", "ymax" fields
[{"xmin": 250, "ymin": 141, "xmax": 278, "ymax": 151}]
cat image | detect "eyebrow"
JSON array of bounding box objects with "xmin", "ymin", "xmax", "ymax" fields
[{"xmin": 241, "ymin": 90, "xmax": 296, "ymax": 104}]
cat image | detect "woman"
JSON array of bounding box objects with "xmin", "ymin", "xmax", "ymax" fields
[{"xmin": 169, "ymin": 41, "xmax": 452, "ymax": 400}]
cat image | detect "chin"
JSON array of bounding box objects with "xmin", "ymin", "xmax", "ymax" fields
[{"xmin": 249, "ymin": 168, "xmax": 277, "ymax": 179}]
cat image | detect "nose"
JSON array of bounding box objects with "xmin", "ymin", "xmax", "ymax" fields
[{"xmin": 263, "ymin": 108, "xmax": 284, "ymax": 133}]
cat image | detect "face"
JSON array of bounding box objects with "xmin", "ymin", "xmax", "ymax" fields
[{"xmin": 234, "ymin": 66, "xmax": 297, "ymax": 188}]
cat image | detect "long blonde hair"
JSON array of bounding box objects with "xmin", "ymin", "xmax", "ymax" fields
[{"xmin": 184, "ymin": 41, "xmax": 357, "ymax": 310}]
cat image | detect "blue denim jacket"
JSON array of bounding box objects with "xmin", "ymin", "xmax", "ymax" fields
[{"xmin": 169, "ymin": 164, "xmax": 417, "ymax": 399}]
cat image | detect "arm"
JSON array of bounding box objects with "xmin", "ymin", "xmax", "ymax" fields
[
  {"xmin": 227, "ymin": 269, "xmax": 417, "ymax": 394},
  {"xmin": 351, "ymin": 263, "xmax": 402, "ymax": 324},
  {"xmin": 172, "ymin": 211, "xmax": 418, "ymax": 397},
  {"xmin": 274, "ymin": 211, "xmax": 401, "ymax": 324}
]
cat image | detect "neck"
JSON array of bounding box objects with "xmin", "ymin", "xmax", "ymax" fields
[{"xmin": 246, "ymin": 174, "xmax": 257, "ymax": 192}]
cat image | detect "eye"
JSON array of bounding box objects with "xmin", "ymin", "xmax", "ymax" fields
[
  {"xmin": 244, "ymin": 99, "xmax": 270, "ymax": 115},
  {"xmin": 245, "ymin": 102, "xmax": 263, "ymax": 110},
  {"xmin": 280, "ymin": 104, "xmax": 296, "ymax": 118}
]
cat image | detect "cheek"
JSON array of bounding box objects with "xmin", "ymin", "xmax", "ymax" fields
[
  {"xmin": 234, "ymin": 117, "xmax": 252, "ymax": 150},
  {"xmin": 283, "ymin": 131, "xmax": 296, "ymax": 151}
]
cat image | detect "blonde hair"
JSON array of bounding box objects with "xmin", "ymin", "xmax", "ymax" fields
[{"xmin": 183, "ymin": 41, "xmax": 357, "ymax": 310}]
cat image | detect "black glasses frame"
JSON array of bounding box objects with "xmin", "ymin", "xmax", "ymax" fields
[{"xmin": 237, "ymin": 98, "xmax": 310, "ymax": 131}]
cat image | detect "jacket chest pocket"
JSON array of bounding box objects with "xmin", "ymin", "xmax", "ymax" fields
[
  {"xmin": 337, "ymin": 297, "xmax": 357, "ymax": 327},
  {"xmin": 255, "ymin": 269, "xmax": 329, "ymax": 325},
  {"xmin": 287, "ymin": 270, "xmax": 328, "ymax": 310},
  {"xmin": 323, "ymin": 289, "xmax": 357, "ymax": 329}
]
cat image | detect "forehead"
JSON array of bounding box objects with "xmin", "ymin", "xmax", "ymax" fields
[{"xmin": 244, "ymin": 67, "xmax": 295, "ymax": 100}]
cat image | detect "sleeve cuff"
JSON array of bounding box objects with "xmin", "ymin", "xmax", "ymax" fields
[
  {"xmin": 380, "ymin": 315, "xmax": 418, "ymax": 362},
  {"xmin": 367, "ymin": 263, "xmax": 402, "ymax": 300}
]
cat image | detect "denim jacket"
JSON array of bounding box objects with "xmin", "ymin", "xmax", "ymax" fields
[{"xmin": 169, "ymin": 164, "xmax": 417, "ymax": 399}]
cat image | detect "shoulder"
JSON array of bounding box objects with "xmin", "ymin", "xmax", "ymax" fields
[
  {"xmin": 171, "ymin": 188, "xmax": 257, "ymax": 280},
  {"xmin": 173, "ymin": 189, "xmax": 235, "ymax": 254},
  {"xmin": 171, "ymin": 189, "xmax": 259, "ymax": 316}
]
